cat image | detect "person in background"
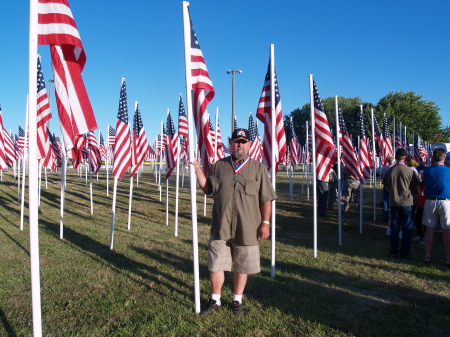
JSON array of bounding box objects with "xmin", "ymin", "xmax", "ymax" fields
[
  {"xmin": 383, "ymin": 148, "xmax": 421, "ymax": 259},
  {"xmin": 381, "ymin": 157, "xmax": 395, "ymax": 236},
  {"xmin": 191, "ymin": 128, "xmax": 277, "ymax": 316},
  {"xmin": 422, "ymin": 148, "xmax": 450, "ymax": 266},
  {"xmin": 343, "ymin": 172, "xmax": 360, "ymax": 213}
]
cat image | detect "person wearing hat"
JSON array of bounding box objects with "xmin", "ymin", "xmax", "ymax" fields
[
  {"xmin": 382, "ymin": 148, "xmax": 422, "ymax": 258},
  {"xmin": 191, "ymin": 128, "xmax": 277, "ymax": 316}
]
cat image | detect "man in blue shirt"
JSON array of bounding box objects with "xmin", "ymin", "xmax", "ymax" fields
[{"xmin": 422, "ymin": 148, "xmax": 450, "ymax": 266}]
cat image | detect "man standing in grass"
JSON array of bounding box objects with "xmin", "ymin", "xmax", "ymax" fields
[
  {"xmin": 383, "ymin": 148, "xmax": 421, "ymax": 258},
  {"xmin": 191, "ymin": 128, "xmax": 277, "ymax": 316},
  {"xmin": 422, "ymin": 148, "xmax": 450, "ymax": 266}
]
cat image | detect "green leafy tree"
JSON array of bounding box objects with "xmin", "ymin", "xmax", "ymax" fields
[
  {"xmin": 286, "ymin": 96, "xmax": 373, "ymax": 145},
  {"xmin": 375, "ymin": 91, "xmax": 442, "ymax": 143}
]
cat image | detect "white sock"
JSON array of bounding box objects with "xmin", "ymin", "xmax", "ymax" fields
[
  {"xmin": 211, "ymin": 293, "xmax": 221, "ymax": 306},
  {"xmin": 233, "ymin": 294, "xmax": 243, "ymax": 304}
]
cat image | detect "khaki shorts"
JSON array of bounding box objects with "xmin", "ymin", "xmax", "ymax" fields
[
  {"xmin": 208, "ymin": 237, "xmax": 260, "ymax": 274},
  {"xmin": 423, "ymin": 199, "xmax": 450, "ymax": 229}
]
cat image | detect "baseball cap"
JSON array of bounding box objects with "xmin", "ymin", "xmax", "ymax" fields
[
  {"xmin": 395, "ymin": 148, "xmax": 408, "ymax": 158},
  {"xmin": 231, "ymin": 128, "xmax": 250, "ymax": 142}
]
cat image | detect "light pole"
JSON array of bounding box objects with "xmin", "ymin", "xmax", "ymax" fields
[{"xmin": 226, "ymin": 70, "xmax": 242, "ymax": 132}]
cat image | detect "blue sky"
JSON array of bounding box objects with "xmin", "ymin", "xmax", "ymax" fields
[{"xmin": 1, "ymin": 0, "xmax": 449, "ymax": 145}]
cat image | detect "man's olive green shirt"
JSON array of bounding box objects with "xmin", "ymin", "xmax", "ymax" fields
[{"xmin": 204, "ymin": 157, "xmax": 277, "ymax": 246}]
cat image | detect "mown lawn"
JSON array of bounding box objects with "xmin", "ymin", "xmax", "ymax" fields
[{"xmin": 0, "ymin": 166, "xmax": 449, "ymax": 336}]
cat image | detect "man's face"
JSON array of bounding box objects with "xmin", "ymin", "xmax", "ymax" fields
[{"xmin": 231, "ymin": 140, "xmax": 251, "ymax": 160}]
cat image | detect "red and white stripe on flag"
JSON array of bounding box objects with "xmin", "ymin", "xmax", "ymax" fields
[
  {"xmin": 188, "ymin": 8, "xmax": 215, "ymax": 174},
  {"xmin": 2, "ymin": 127, "xmax": 16, "ymax": 167},
  {"xmin": 130, "ymin": 104, "xmax": 150, "ymax": 177},
  {"xmin": 38, "ymin": 0, "xmax": 97, "ymax": 154},
  {"xmin": 312, "ymin": 79, "xmax": 336, "ymax": 181},
  {"xmin": 256, "ymin": 63, "xmax": 287, "ymax": 174},
  {"xmin": 113, "ymin": 80, "xmax": 131, "ymax": 179}
]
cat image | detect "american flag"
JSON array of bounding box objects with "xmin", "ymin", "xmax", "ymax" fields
[
  {"xmin": 41, "ymin": 129, "xmax": 57, "ymax": 171},
  {"xmin": 209, "ymin": 118, "xmax": 216, "ymax": 156},
  {"xmin": 71, "ymin": 133, "xmax": 87, "ymax": 169},
  {"xmin": 414, "ymin": 134, "xmax": 428, "ymax": 163},
  {"xmin": 248, "ymin": 113, "xmax": 261, "ymax": 161},
  {"xmin": 17, "ymin": 125, "xmax": 26, "ymax": 159},
  {"xmin": 311, "ymin": 79, "xmax": 336, "ymax": 181},
  {"xmin": 288, "ymin": 118, "xmax": 301, "ymax": 168},
  {"xmin": 177, "ymin": 95, "xmax": 188, "ymax": 162},
  {"xmin": 381, "ymin": 112, "xmax": 394, "ymax": 165},
  {"xmin": 99, "ymin": 132, "xmax": 107, "ymax": 159},
  {"xmin": 165, "ymin": 111, "xmax": 179, "ymax": 179},
  {"xmin": 130, "ymin": 103, "xmax": 150, "ymax": 177},
  {"xmin": 178, "ymin": 94, "xmax": 188, "ymax": 138},
  {"xmin": 112, "ymin": 80, "xmax": 131, "ymax": 179},
  {"xmin": 394, "ymin": 124, "xmax": 402, "ymax": 149},
  {"xmin": 2, "ymin": 127, "xmax": 16, "ymax": 167},
  {"xmin": 51, "ymin": 132, "xmax": 62, "ymax": 164},
  {"xmin": 358, "ymin": 108, "xmax": 371, "ymax": 181},
  {"xmin": 338, "ymin": 108, "xmax": 362, "ymax": 180},
  {"xmin": 306, "ymin": 127, "xmax": 312, "ymax": 163},
  {"xmin": 108, "ymin": 125, "xmax": 116, "ymax": 152},
  {"xmin": 256, "ymin": 62, "xmax": 287, "ymax": 173},
  {"xmin": 234, "ymin": 116, "xmax": 239, "ymax": 131},
  {"xmin": 186, "ymin": 6, "xmax": 215, "ymax": 174},
  {"xmin": 87, "ymin": 131, "xmax": 102, "ymax": 173},
  {"xmin": 404, "ymin": 132, "xmax": 411, "ymax": 154},
  {"xmin": 38, "ymin": 0, "xmax": 98, "ymax": 156},
  {"xmin": 373, "ymin": 113, "xmax": 383, "ymax": 146},
  {"xmin": 0, "ymin": 107, "xmax": 7, "ymax": 169},
  {"xmin": 215, "ymin": 119, "xmax": 225, "ymax": 160},
  {"xmin": 36, "ymin": 57, "xmax": 51, "ymax": 160}
]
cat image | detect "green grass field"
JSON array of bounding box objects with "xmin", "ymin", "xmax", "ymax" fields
[{"xmin": 0, "ymin": 166, "xmax": 449, "ymax": 336}]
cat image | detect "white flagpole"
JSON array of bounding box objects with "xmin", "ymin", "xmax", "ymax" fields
[
  {"xmin": 309, "ymin": 74, "xmax": 318, "ymax": 258},
  {"xmin": 28, "ymin": 1, "xmax": 43, "ymax": 334},
  {"xmin": 174, "ymin": 136, "xmax": 180, "ymax": 236},
  {"xmin": 17, "ymin": 151, "xmax": 21, "ymax": 202},
  {"xmin": 335, "ymin": 96, "xmax": 342, "ymax": 246},
  {"xmin": 166, "ymin": 177, "xmax": 169, "ymax": 226},
  {"xmin": 110, "ymin": 176, "xmax": 119, "ymax": 250},
  {"xmin": 305, "ymin": 121, "xmax": 310, "ymax": 200},
  {"xmin": 183, "ymin": 0, "xmax": 201, "ymax": 314},
  {"xmin": 88, "ymin": 151, "xmax": 93, "ymax": 214},
  {"xmin": 165, "ymin": 109, "xmax": 171, "ymax": 227},
  {"xmin": 60, "ymin": 136, "xmax": 67, "ymax": 239},
  {"xmin": 371, "ymin": 108, "xmax": 377, "ymax": 221},
  {"xmin": 269, "ymin": 44, "xmax": 277, "ymax": 278},
  {"xmin": 359, "ymin": 105, "xmax": 363, "ymax": 234},
  {"xmin": 159, "ymin": 121, "xmax": 163, "ymax": 202},
  {"xmin": 106, "ymin": 125, "xmax": 110, "ymax": 196},
  {"xmin": 38, "ymin": 165, "xmax": 41, "ymax": 205},
  {"xmin": 128, "ymin": 175, "xmax": 133, "ymax": 230},
  {"xmin": 20, "ymin": 100, "xmax": 29, "ymax": 231}
]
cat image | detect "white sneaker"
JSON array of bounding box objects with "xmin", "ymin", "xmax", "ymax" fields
[{"xmin": 413, "ymin": 236, "xmax": 422, "ymax": 242}]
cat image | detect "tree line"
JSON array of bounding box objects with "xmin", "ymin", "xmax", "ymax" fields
[{"xmin": 285, "ymin": 91, "xmax": 450, "ymax": 145}]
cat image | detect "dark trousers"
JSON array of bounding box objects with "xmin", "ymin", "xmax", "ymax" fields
[
  {"xmin": 317, "ymin": 180, "xmax": 329, "ymax": 216},
  {"xmin": 382, "ymin": 186, "xmax": 390, "ymax": 222},
  {"xmin": 390, "ymin": 206, "xmax": 413, "ymax": 257},
  {"xmin": 414, "ymin": 207, "xmax": 426, "ymax": 238}
]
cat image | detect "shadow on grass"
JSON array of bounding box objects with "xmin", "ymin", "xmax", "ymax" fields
[
  {"xmin": 245, "ymin": 256, "xmax": 450, "ymax": 336},
  {"xmin": 39, "ymin": 220, "xmax": 196, "ymax": 300},
  {"xmin": 0, "ymin": 307, "xmax": 17, "ymax": 337}
]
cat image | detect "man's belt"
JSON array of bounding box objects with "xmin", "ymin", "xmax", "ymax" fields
[{"xmin": 425, "ymin": 197, "xmax": 450, "ymax": 201}]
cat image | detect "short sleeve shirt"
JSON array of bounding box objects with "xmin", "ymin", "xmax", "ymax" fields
[
  {"xmin": 423, "ymin": 164, "xmax": 450, "ymax": 199},
  {"xmin": 382, "ymin": 164, "xmax": 420, "ymax": 207},
  {"xmin": 204, "ymin": 157, "xmax": 277, "ymax": 245}
]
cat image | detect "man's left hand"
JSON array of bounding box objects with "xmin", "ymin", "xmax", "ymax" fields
[{"xmin": 257, "ymin": 222, "xmax": 270, "ymax": 241}]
